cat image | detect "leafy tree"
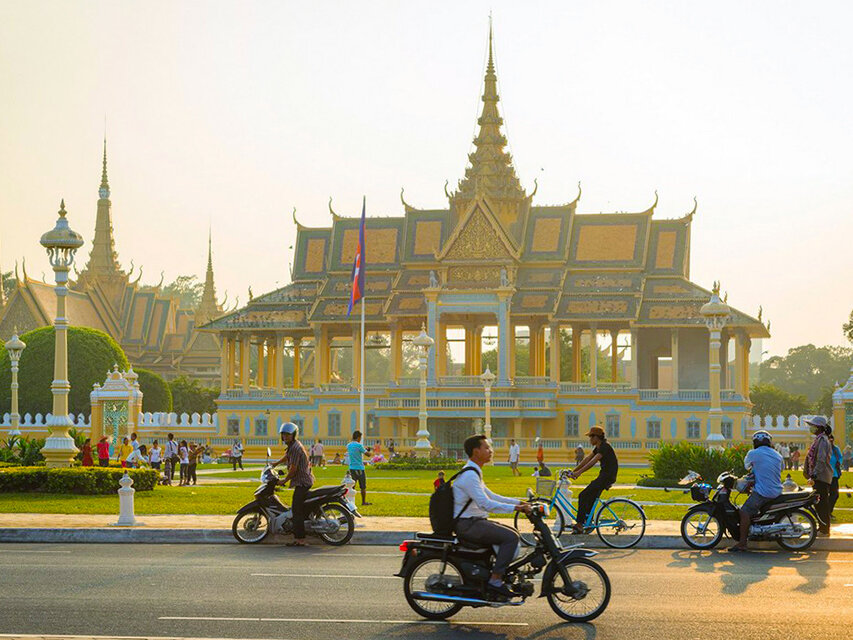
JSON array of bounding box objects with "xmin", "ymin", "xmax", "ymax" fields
[
  {"xmin": 814, "ymin": 386, "xmax": 835, "ymax": 416},
  {"xmin": 758, "ymin": 344, "xmax": 852, "ymax": 402},
  {"xmin": 0, "ymin": 326, "xmax": 128, "ymax": 415},
  {"xmin": 162, "ymin": 275, "xmax": 203, "ymax": 309},
  {"xmin": 844, "ymin": 310, "xmax": 853, "ymax": 344},
  {"xmin": 749, "ymin": 383, "xmax": 811, "ymax": 417},
  {"xmin": 135, "ymin": 368, "xmax": 173, "ymax": 412},
  {"xmin": 169, "ymin": 376, "xmax": 217, "ymax": 414},
  {"xmin": 1, "ymin": 270, "xmax": 14, "ymax": 302}
]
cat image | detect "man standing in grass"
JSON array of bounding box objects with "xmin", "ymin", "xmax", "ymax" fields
[
  {"xmin": 508, "ymin": 439, "xmax": 521, "ymax": 476},
  {"xmin": 347, "ymin": 431, "xmax": 372, "ymax": 506}
]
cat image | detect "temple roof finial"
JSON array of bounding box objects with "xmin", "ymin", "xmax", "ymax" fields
[
  {"xmin": 99, "ymin": 137, "xmax": 110, "ymax": 199},
  {"xmin": 487, "ymin": 13, "xmax": 495, "ymax": 75}
]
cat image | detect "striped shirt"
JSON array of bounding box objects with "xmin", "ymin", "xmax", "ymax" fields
[{"xmin": 285, "ymin": 441, "xmax": 314, "ymax": 488}]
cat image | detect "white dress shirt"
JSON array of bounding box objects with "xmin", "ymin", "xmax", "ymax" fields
[
  {"xmin": 453, "ymin": 460, "xmax": 519, "ymax": 519},
  {"xmin": 508, "ymin": 443, "xmax": 520, "ymax": 463}
]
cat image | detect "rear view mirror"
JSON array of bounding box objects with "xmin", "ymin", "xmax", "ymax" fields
[{"xmin": 267, "ymin": 447, "xmax": 272, "ymax": 458}]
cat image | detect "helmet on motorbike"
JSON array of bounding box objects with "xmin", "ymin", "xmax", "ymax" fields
[
  {"xmin": 752, "ymin": 430, "xmax": 772, "ymax": 448},
  {"xmin": 279, "ymin": 422, "xmax": 299, "ymax": 439}
]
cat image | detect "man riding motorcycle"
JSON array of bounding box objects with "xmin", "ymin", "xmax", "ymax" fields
[
  {"xmin": 452, "ymin": 434, "xmax": 532, "ymax": 598},
  {"xmin": 730, "ymin": 430, "xmax": 783, "ymax": 552}
]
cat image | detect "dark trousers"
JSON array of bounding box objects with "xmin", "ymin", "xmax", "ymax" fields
[
  {"xmin": 456, "ymin": 517, "xmax": 520, "ymax": 576},
  {"xmin": 814, "ymin": 480, "xmax": 831, "ymax": 533},
  {"xmin": 292, "ymin": 486, "xmax": 310, "ymax": 539},
  {"xmin": 179, "ymin": 462, "xmax": 188, "ymax": 484},
  {"xmin": 233, "ymin": 456, "xmax": 243, "ymax": 470},
  {"xmin": 829, "ymin": 477, "xmax": 839, "ymax": 519},
  {"xmin": 98, "ymin": 458, "xmax": 109, "ymax": 467},
  {"xmin": 187, "ymin": 463, "xmax": 197, "ymax": 485},
  {"xmin": 576, "ymin": 475, "xmax": 613, "ymax": 529}
]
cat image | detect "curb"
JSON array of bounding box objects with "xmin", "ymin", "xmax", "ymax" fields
[{"xmin": 1, "ymin": 527, "xmax": 850, "ymax": 551}]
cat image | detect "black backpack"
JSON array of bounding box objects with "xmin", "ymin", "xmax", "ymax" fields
[{"xmin": 429, "ymin": 466, "xmax": 479, "ymax": 536}]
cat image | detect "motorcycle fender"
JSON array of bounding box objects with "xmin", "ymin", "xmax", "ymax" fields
[
  {"xmin": 236, "ymin": 500, "xmax": 265, "ymax": 517},
  {"xmin": 538, "ymin": 551, "xmax": 594, "ymax": 598},
  {"xmin": 394, "ymin": 546, "xmax": 438, "ymax": 578}
]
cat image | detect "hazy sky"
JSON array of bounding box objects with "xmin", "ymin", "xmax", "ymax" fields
[{"xmin": 1, "ymin": 1, "xmax": 851, "ymax": 357}]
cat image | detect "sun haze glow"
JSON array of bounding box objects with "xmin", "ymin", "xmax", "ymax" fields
[{"xmin": 1, "ymin": 1, "xmax": 851, "ymax": 356}]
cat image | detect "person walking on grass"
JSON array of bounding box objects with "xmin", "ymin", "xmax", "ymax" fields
[
  {"xmin": 96, "ymin": 436, "xmax": 110, "ymax": 467},
  {"xmin": 231, "ymin": 438, "xmax": 244, "ymax": 471},
  {"xmin": 118, "ymin": 437, "xmax": 133, "ymax": 468},
  {"xmin": 791, "ymin": 445, "xmax": 801, "ymax": 471},
  {"xmin": 130, "ymin": 432, "xmax": 139, "ymax": 453},
  {"xmin": 149, "ymin": 440, "xmax": 162, "ymax": 471},
  {"xmin": 314, "ymin": 439, "xmax": 325, "ymax": 467},
  {"xmin": 508, "ymin": 439, "xmax": 520, "ymax": 476},
  {"xmin": 80, "ymin": 438, "xmax": 93, "ymax": 467},
  {"xmin": 178, "ymin": 440, "xmax": 190, "ymax": 486},
  {"xmin": 536, "ymin": 438, "xmax": 545, "ymax": 466},
  {"xmin": 187, "ymin": 442, "xmax": 201, "ymax": 486},
  {"xmin": 347, "ymin": 430, "xmax": 372, "ymax": 506},
  {"xmin": 164, "ymin": 433, "xmax": 179, "ymax": 485}
]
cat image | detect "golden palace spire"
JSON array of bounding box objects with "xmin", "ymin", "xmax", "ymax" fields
[
  {"xmin": 453, "ymin": 19, "xmax": 524, "ymax": 205},
  {"xmin": 196, "ymin": 228, "xmax": 220, "ymax": 325},
  {"xmin": 78, "ymin": 138, "xmax": 123, "ymax": 281}
]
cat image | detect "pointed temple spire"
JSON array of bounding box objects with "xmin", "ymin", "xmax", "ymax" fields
[
  {"xmin": 195, "ymin": 228, "xmax": 220, "ymax": 326},
  {"xmin": 77, "ymin": 138, "xmax": 123, "ymax": 283},
  {"xmin": 452, "ymin": 18, "xmax": 525, "ymax": 205}
]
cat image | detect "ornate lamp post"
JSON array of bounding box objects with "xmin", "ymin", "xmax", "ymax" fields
[
  {"xmin": 700, "ymin": 281, "xmax": 730, "ymax": 446},
  {"xmin": 480, "ymin": 366, "xmax": 496, "ymax": 443},
  {"xmin": 5, "ymin": 329, "xmax": 26, "ymax": 437},
  {"xmin": 40, "ymin": 200, "xmax": 84, "ymax": 467},
  {"xmin": 413, "ymin": 324, "xmax": 434, "ymax": 457}
]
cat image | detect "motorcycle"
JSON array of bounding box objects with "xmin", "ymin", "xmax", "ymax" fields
[
  {"xmin": 395, "ymin": 503, "xmax": 611, "ymax": 622},
  {"xmin": 679, "ymin": 470, "xmax": 820, "ymax": 551},
  {"xmin": 231, "ymin": 449, "xmax": 356, "ymax": 546}
]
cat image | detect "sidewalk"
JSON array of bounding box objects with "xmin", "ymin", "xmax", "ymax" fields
[{"xmin": 0, "ymin": 514, "xmax": 850, "ymax": 550}]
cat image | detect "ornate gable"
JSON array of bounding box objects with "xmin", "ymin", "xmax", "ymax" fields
[{"xmin": 438, "ymin": 201, "xmax": 518, "ymax": 263}]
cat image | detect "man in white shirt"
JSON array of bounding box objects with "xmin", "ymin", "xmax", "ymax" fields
[
  {"xmin": 454, "ymin": 434, "xmax": 531, "ymax": 597},
  {"xmin": 314, "ymin": 439, "xmax": 325, "ymax": 467},
  {"xmin": 508, "ymin": 439, "xmax": 521, "ymax": 476}
]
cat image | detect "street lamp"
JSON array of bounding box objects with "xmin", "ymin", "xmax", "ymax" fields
[
  {"xmin": 39, "ymin": 200, "xmax": 84, "ymax": 467},
  {"xmin": 413, "ymin": 324, "xmax": 434, "ymax": 457},
  {"xmin": 480, "ymin": 365, "xmax": 496, "ymax": 443},
  {"xmin": 700, "ymin": 281, "xmax": 730, "ymax": 446},
  {"xmin": 5, "ymin": 329, "xmax": 26, "ymax": 437}
]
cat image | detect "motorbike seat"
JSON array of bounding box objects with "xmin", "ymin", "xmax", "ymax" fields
[
  {"xmin": 414, "ymin": 532, "xmax": 492, "ymax": 552},
  {"xmin": 762, "ymin": 490, "xmax": 813, "ymax": 508},
  {"xmin": 304, "ymin": 486, "xmax": 343, "ymax": 501}
]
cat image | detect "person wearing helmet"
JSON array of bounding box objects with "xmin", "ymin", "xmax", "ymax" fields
[
  {"xmin": 272, "ymin": 422, "xmax": 314, "ymax": 546},
  {"xmin": 730, "ymin": 430, "xmax": 783, "ymax": 552},
  {"xmin": 803, "ymin": 417, "xmax": 833, "ymax": 536}
]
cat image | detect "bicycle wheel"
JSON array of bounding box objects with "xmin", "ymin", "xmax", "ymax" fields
[
  {"xmin": 595, "ymin": 498, "xmax": 646, "ymax": 549},
  {"xmin": 514, "ymin": 500, "xmax": 565, "ymax": 546}
]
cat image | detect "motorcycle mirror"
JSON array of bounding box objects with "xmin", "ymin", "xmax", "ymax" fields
[{"xmin": 267, "ymin": 447, "xmax": 272, "ymax": 458}]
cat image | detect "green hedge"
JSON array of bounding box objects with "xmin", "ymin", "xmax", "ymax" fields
[
  {"xmin": 0, "ymin": 326, "xmax": 129, "ymax": 415},
  {"xmin": 0, "ymin": 467, "xmax": 158, "ymax": 494},
  {"xmin": 136, "ymin": 368, "xmax": 173, "ymax": 412},
  {"xmin": 649, "ymin": 442, "xmax": 748, "ymax": 484},
  {"xmin": 375, "ymin": 456, "xmax": 465, "ymax": 471}
]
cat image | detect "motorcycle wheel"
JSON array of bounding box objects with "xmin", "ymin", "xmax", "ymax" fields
[
  {"xmin": 775, "ymin": 508, "xmax": 817, "ymax": 551},
  {"xmin": 545, "ymin": 558, "xmax": 611, "ymax": 622},
  {"xmin": 232, "ymin": 509, "xmax": 270, "ymax": 544},
  {"xmin": 314, "ymin": 503, "xmax": 354, "ymax": 546},
  {"xmin": 514, "ymin": 500, "xmax": 565, "ymax": 547},
  {"xmin": 403, "ymin": 556, "xmax": 465, "ymax": 620},
  {"xmin": 680, "ymin": 511, "xmax": 723, "ymax": 550}
]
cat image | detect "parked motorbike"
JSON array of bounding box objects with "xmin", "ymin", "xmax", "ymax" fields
[
  {"xmin": 231, "ymin": 449, "xmax": 356, "ymax": 546},
  {"xmin": 395, "ymin": 503, "xmax": 611, "ymax": 622},
  {"xmin": 679, "ymin": 470, "xmax": 820, "ymax": 551}
]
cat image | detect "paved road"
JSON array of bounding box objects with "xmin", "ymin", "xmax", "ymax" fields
[{"xmin": 0, "ymin": 543, "xmax": 851, "ymax": 640}]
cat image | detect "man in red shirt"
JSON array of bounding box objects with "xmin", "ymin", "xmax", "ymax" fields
[{"xmin": 96, "ymin": 436, "xmax": 110, "ymax": 467}]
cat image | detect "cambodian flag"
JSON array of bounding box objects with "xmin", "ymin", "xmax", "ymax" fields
[{"xmin": 347, "ymin": 197, "xmax": 366, "ymax": 316}]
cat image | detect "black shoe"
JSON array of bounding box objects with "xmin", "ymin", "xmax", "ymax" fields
[{"xmin": 487, "ymin": 581, "xmax": 514, "ymax": 598}]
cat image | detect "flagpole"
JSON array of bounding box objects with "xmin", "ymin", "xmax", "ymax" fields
[{"xmin": 359, "ymin": 289, "xmax": 365, "ymax": 436}]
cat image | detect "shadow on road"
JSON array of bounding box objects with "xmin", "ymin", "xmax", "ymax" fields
[
  {"xmin": 372, "ymin": 621, "xmax": 598, "ymax": 640},
  {"xmin": 667, "ymin": 549, "xmax": 831, "ymax": 596}
]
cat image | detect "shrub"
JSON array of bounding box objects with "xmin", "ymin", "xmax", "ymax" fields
[
  {"xmin": 0, "ymin": 326, "xmax": 129, "ymax": 415},
  {"xmin": 169, "ymin": 375, "xmax": 217, "ymax": 414},
  {"xmin": 375, "ymin": 456, "xmax": 464, "ymax": 471},
  {"xmin": 648, "ymin": 441, "xmax": 748, "ymax": 485},
  {"xmin": 0, "ymin": 466, "xmax": 158, "ymax": 494},
  {"xmin": 136, "ymin": 368, "xmax": 173, "ymax": 412}
]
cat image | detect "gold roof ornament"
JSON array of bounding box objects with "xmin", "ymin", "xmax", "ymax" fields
[{"xmin": 701, "ymin": 280, "xmax": 730, "ymax": 319}]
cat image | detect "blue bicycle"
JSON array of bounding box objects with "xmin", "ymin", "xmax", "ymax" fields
[{"xmin": 513, "ymin": 469, "xmax": 647, "ymax": 549}]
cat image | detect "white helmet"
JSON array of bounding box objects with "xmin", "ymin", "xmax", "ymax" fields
[{"xmin": 279, "ymin": 422, "xmax": 299, "ymax": 438}]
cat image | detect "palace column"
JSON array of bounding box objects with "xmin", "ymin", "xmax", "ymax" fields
[
  {"xmin": 256, "ymin": 340, "xmax": 265, "ymax": 387},
  {"xmin": 220, "ymin": 336, "xmax": 228, "ymax": 393},
  {"xmin": 425, "ymin": 292, "xmax": 438, "ymax": 384},
  {"xmin": 390, "ymin": 324, "xmax": 402, "ymax": 383},
  {"xmin": 464, "ymin": 324, "xmax": 473, "ymax": 375},
  {"xmin": 313, "ymin": 327, "xmax": 325, "ymax": 388},
  {"xmin": 742, "ymin": 335, "xmax": 752, "ymax": 395},
  {"xmin": 671, "ymin": 328, "xmax": 680, "ymax": 393},
  {"xmin": 436, "ymin": 321, "xmax": 447, "ymax": 378},
  {"xmin": 701, "ymin": 287, "xmax": 730, "ymax": 443},
  {"xmin": 572, "ymin": 324, "xmax": 582, "ymax": 383},
  {"xmin": 610, "ymin": 329, "xmax": 619, "ymax": 383},
  {"xmin": 266, "ymin": 337, "xmax": 276, "ymax": 389},
  {"xmin": 537, "ymin": 324, "xmax": 547, "ymax": 377},
  {"xmin": 240, "ymin": 335, "xmax": 250, "ymax": 393},
  {"xmin": 508, "ymin": 324, "xmax": 516, "ymax": 379},
  {"xmin": 526, "ymin": 323, "xmax": 537, "ymax": 377},
  {"xmin": 227, "ymin": 336, "xmax": 236, "ymax": 389},
  {"xmin": 292, "ymin": 337, "xmax": 301, "ymax": 389},
  {"xmin": 550, "ymin": 323, "xmax": 561, "ymax": 383},
  {"xmin": 351, "ymin": 326, "xmax": 362, "ymax": 387},
  {"xmin": 589, "ymin": 324, "xmax": 598, "ymax": 388},
  {"xmin": 734, "ymin": 330, "xmax": 746, "ymax": 398},
  {"xmin": 720, "ymin": 332, "xmax": 730, "ymax": 390},
  {"xmin": 497, "ymin": 292, "xmax": 511, "ymax": 385},
  {"xmin": 630, "ymin": 327, "xmax": 639, "ymax": 388}
]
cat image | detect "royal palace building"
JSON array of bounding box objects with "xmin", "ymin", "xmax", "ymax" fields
[{"xmin": 203, "ymin": 32, "xmax": 770, "ymax": 461}]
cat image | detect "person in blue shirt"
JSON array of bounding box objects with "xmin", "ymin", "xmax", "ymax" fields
[
  {"xmin": 829, "ymin": 433, "xmax": 843, "ymax": 521},
  {"xmin": 730, "ymin": 430, "xmax": 783, "ymax": 552},
  {"xmin": 346, "ymin": 430, "xmax": 372, "ymax": 506}
]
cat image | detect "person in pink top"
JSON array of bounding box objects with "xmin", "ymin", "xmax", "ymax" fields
[{"xmin": 96, "ymin": 436, "xmax": 110, "ymax": 467}]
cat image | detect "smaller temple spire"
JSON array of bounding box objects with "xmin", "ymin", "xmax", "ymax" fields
[
  {"xmin": 99, "ymin": 138, "xmax": 110, "ymax": 199},
  {"xmin": 195, "ymin": 228, "xmax": 220, "ymax": 325}
]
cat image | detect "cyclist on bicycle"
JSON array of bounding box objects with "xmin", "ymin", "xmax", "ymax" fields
[{"xmin": 568, "ymin": 425, "xmax": 618, "ymax": 534}]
